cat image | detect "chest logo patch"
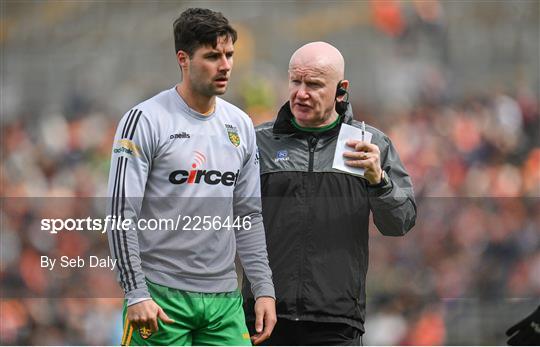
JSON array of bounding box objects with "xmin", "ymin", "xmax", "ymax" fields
[
  {"xmin": 225, "ymin": 124, "xmax": 240, "ymax": 147},
  {"xmin": 274, "ymin": 150, "xmax": 289, "ymax": 162}
]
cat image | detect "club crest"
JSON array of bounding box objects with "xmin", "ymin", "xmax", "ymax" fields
[
  {"xmin": 139, "ymin": 326, "xmax": 152, "ymax": 339},
  {"xmin": 225, "ymin": 124, "xmax": 240, "ymax": 147}
]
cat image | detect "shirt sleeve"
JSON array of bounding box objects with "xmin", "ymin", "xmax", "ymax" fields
[
  {"xmin": 368, "ymin": 134, "xmax": 417, "ymax": 236},
  {"xmin": 233, "ymin": 123, "xmax": 275, "ymax": 299},
  {"xmin": 106, "ymin": 108, "xmax": 154, "ymax": 304}
]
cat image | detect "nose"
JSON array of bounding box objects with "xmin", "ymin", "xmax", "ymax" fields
[
  {"xmin": 296, "ymin": 85, "xmax": 309, "ymax": 99},
  {"xmin": 219, "ymin": 55, "xmax": 231, "ymax": 72}
]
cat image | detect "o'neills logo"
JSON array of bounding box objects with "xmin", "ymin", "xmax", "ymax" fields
[
  {"xmin": 170, "ymin": 131, "xmax": 190, "ymax": 139},
  {"xmin": 169, "ymin": 151, "xmax": 239, "ymax": 186}
]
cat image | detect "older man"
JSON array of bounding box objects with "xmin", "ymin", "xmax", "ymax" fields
[{"xmin": 242, "ymin": 42, "xmax": 416, "ymax": 345}]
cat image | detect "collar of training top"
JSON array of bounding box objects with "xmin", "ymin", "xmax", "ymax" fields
[{"xmin": 272, "ymin": 101, "xmax": 353, "ymax": 136}]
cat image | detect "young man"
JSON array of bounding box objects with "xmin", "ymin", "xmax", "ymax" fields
[
  {"xmin": 243, "ymin": 42, "xmax": 416, "ymax": 345},
  {"xmin": 107, "ymin": 8, "xmax": 276, "ymax": 346}
]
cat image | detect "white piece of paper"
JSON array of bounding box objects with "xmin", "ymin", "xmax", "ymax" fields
[{"xmin": 332, "ymin": 123, "xmax": 373, "ymax": 177}]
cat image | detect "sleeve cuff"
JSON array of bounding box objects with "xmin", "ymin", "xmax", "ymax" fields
[
  {"xmin": 125, "ymin": 286, "xmax": 151, "ymax": 306},
  {"xmin": 127, "ymin": 297, "xmax": 152, "ymax": 307},
  {"xmin": 367, "ymin": 178, "xmax": 393, "ymax": 197},
  {"xmin": 252, "ymin": 282, "xmax": 276, "ymax": 300}
]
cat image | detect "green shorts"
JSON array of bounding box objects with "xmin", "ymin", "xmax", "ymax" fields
[{"xmin": 121, "ymin": 281, "xmax": 251, "ymax": 346}]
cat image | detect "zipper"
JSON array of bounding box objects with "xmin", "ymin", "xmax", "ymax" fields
[
  {"xmin": 294, "ymin": 135, "xmax": 319, "ymax": 318},
  {"xmin": 307, "ymin": 136, "xmax": 319, "ymax": 172}
]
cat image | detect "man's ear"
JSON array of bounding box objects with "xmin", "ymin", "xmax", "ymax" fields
[
  {"xmin": 336, "ymin": 80, "xmax": 349, "ymax": 102},
  {"xmin": 176, "ymin": 50, "xmax": 190, "ymax": 70}
]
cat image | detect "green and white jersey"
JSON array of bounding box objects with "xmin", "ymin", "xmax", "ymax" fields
[{"xmin": 106, "ymin": 86, "xmax": 274, "ymax": 305}]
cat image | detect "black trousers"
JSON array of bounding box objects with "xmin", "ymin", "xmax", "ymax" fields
[{"xmin": 248, "ymin": 318, "xmax": 363, "ymax": 346}]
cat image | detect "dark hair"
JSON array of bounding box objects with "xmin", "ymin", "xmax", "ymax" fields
[{"xmin": 173, "ymin": 8, "xmax": 237, "ymax": 56}]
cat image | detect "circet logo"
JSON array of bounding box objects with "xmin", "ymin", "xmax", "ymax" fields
[
  {"xmin": 193, "ymin": 151, "xmax": 206, "ymax": 168},
  {"xmin": 168, "ymin": 151, "xmax": 239, "ymax": 186}
]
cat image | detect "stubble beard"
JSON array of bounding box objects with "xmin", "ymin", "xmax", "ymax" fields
[{"xmin": 190, "ymin": 75, "xmax": 226, "ymax": 98}]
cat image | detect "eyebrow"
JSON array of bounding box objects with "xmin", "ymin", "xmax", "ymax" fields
[
  {"xmin": 289, "ymin": 75, "xmax": 325, "ymax": 83},
  {"xmin": 203, "ymin": 49, "xmax": 234, "ymax": 56}
]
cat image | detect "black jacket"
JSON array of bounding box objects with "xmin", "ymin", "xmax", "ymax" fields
[{"xmin": 243, "ymin": 102, "xmax": 416, "ymax": 331}]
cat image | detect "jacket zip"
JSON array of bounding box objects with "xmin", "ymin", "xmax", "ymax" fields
[
  {"xmin": 308, "ymin": 136, "xmax": 319, "ymax": 172},
  {"xmin": 294, "ymin": 135, "xmax": 320, "ymax": 319}
]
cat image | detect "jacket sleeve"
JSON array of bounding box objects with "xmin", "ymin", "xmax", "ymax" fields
[
  {"xmin": 368, "ymin": 134, "xmax": 417, "ymax": 236},
  {"xmin": 234, "ymin": 124, "xmax": 275, "ymax": 300},
  {"xmin": 106, "ymin": 108, "xmax": 153, "ymax": 304}
]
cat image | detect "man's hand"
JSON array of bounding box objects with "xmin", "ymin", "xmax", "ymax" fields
[
  {"xmin": 127, "ymin": 299, "xmax": 175, "ymax": 333},
  {"xmin": 344, "ymin": 140, "xmax": 382, "ymax": 185},
  {"xmin": 251, "ymin": 297, "xmax": 277, "ymax": 345},
  {"xmin": 506, "ymin": 306, "xmax": 540, "ymax": 345}
]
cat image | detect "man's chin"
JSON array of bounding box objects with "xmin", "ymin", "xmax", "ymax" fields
[
  {"xmin": 212, "ymin": 86, "xmax": 227, "ymax": 96},
  {"xmin": 202, "ymin": 87, "xmax": 227, "ymax": 97},
  {"xmin": 291, "ymin": 110, "xmax": 313, "ymax": 123}
]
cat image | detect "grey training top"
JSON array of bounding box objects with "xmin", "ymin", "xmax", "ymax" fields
[{"xmin": 106, "ymin": 87, "xmax": 274, "ymax": 305}]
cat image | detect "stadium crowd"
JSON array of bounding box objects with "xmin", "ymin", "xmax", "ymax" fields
[
  {"xmin": 2, "ymin": 1, "xmax": 539, "ymax": 344},
  {"xmin": 1, "ymin": 86, "xmax": 538, "ymax": 344}
]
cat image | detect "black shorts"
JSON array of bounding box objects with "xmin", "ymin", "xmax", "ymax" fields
[{"xmin": 248, "ymin": 318, "xmax": 363, "ymax": 346}]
